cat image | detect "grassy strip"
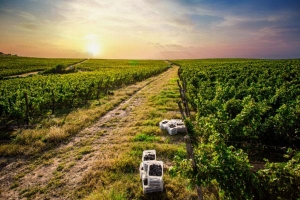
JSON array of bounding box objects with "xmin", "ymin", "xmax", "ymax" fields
[
  {"xmin": 75, "ymin": 71, "xmax": 200, "ymax": 199},
  {"xmin": 0, "ymin": 78, "xmax": 156, "ymax": 157}
]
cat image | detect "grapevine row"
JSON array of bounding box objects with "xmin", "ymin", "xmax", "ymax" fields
[
  {"xmin": 172, "ymin": 58, "xmax": 300, "ymax": 199},
  {"xmin": 0, "ymin": 56, "xmax": 83, "ymax": 78},
  {"xmin": 0, "ymin": 59, "xmax": 169, "ymax": 128},
  {"xmin": 176, "ymin": 59, "xmax": 300, "ymax": 147}
]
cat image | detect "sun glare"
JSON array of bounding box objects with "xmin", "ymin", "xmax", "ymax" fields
[{"xmin": 87, "ymin": 43, "xmax": 100, "ymax": 56}]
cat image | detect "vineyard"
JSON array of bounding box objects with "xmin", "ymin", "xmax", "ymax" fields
[
  {"xmin": 0, "ymin": 56, "xmax": 84, "ymax": 78},
  {"xmin": 0, "ymin": 58, "xmax": 169, "ymax": 134},
  {"xmin": 0, "ymin": 62, "xmax": 197, "ymax": 200},
  {"xmin": 0, "ymin": 57, "xmax": 299, "ymax": 199},
  {"xmin": 172, "ymin": 59, "xmax": 300, "ymax": 199}
]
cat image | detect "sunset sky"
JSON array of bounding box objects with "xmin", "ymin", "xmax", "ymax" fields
[{"xmin": 0, "ymin": 0, "xmax": 300, "ymax": 59}]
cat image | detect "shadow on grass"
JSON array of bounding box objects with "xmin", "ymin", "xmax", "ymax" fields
[{"xmin": 141, "ymin": 190, "xmax": 170, "ymax": 200}]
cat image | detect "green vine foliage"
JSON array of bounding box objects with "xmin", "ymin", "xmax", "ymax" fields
[
  {"xmin": 257, "ymin": 150, "xmax": 300, "ymax": 199},
  {"xmin": 172, "ymin": 121, "xmax": 300, "ymax": 199},
  {"xmin": 171, "ymin": 59, "xmax": 300, "ymax": 199},
  {"xmin": 0, "ymin": 60, "xmax": 169, "ymax": 128},
  {"xmin": 194, "ymin": 136, "xmax": 258, "ymax": 199}
]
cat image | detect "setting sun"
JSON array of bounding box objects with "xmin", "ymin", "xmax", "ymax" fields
[{"xmin": 87, "ymin": 43, "xmax": 100, "ymax": 56}]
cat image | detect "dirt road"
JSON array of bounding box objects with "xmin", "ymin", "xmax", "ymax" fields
[{"xmin": 0, "ymin": 65, "xmax": 180, "ymax": 199}]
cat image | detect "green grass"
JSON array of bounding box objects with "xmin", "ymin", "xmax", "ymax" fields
[
  {"xmin": 132, "ymin": 133, "xmax": 160, "ymax": 142},
  {"xmin": 78, "ymin": 146, "xmax": 93, "ymax": 155}
]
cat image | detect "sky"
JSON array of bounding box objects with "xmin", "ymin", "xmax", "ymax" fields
[{"xmin": 0, "ymin": 0, "xmax": 300, "ymax": 59}]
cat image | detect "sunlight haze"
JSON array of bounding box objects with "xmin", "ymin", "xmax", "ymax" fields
[{"xmin": 0, "ymin": 0, "xmax": 299, "ymax": 59}]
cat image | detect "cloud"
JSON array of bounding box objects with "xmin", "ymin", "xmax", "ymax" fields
[
  {"xmin": 150, "ymin": 43, "xmax": 184, "ymax": 49},
  {"xmin": 0, "ymin": 8, "xmax": 13, "ymax": 13},
  {"xmin": 0, "ymin": 0, "xmax": 299, "ymax": 58},
  {"xmin": 18, "ymin": 11, "xmax": 36, "ymax": 20},
  {"xmin": 257, "ymin": 25, "xmax": 300, "ymax": 45},
  {"xmin": 20, "ymin": 22, "xmax": 40, "ymax": 30}
]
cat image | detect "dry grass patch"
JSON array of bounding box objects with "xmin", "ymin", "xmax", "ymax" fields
[
  {"xmin": 0, "ymin": 144, "xmax": 28, "ymax": 156},
  {"xmin": 113, "ymin": 127, "xmax": 136, "ymax": 136},
  {"xmin": 77, "ymin": 142, "xmax": 198, "ymax": 200},
  {"xmin": 45, "ymin": 126, "xmax": 68, "ymax": 143},
  {"xmin": 85, "ymin": 188, "xmax": 127, "ymax": 200}
]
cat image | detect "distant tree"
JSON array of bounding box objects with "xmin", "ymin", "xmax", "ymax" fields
[{"xmin": 55, "ymin": 64, "xmax": 64, "ymax": 73}]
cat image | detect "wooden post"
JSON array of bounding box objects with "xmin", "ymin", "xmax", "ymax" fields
[
  {"xmin": 177, "ymin": 80, "xmax": 184, "ymax": 100},
  {"xmin": 182, "ymin": 79, "xmax": 187, "ymax": 93},
  {"xmin": 178, "ymin": 80, "xmax": 190, "ymax": 118},
  {"xmin": 184, "ymin": 136, "xmax": 197, "ymax": 172},
  {"xmin": 184, "ymin": 135, "xmax": 204, "ymax": 200},
  {"xmin": 176, "ymin": 67, "xmax": 203, "ymax": 200},
  {"xmin": 183, "ymin": 100, "xmax": 190, "ymax": 118},
  {"xmin": 177, "ymin": 101, "xmax": 186, "ymax": 119}
]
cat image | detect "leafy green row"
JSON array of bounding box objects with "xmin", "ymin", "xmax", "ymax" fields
[
  {"xmin": 175, "ymin": 59, "xmax": 300, "ymax": 147},
  {"xmin": 0, "ymin": 59, "xmax": 169, "ymax": 127},
  {"xmin": 173, "ymin": 59, "xmax": 300, "ymax": 199},
  {"xmin": 0, "ymin": 57, "xmax": 83, "ymax": 78},
  {"xmin": 75, "ymin": 59, "xmax": 159, "ymax": 71}
]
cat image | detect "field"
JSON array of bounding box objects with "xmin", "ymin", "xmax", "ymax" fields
[
  {"xmin": 0, "ymin": 58, "xmax": 168, "ymax": 136},
  {"xmin": 175, "ymin": 59, "xmax": 300, "ymax": 149},
  {"xmin": 173, "ymin": 58, "xmax": 300, "ymax": 199},
  {"xmin": 0, "ymin": 57, "xmax": 299, "ymax": 199},
  {"xmin": 0, "ymin": 56, "xmax": 84, "ymax": 78}
]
